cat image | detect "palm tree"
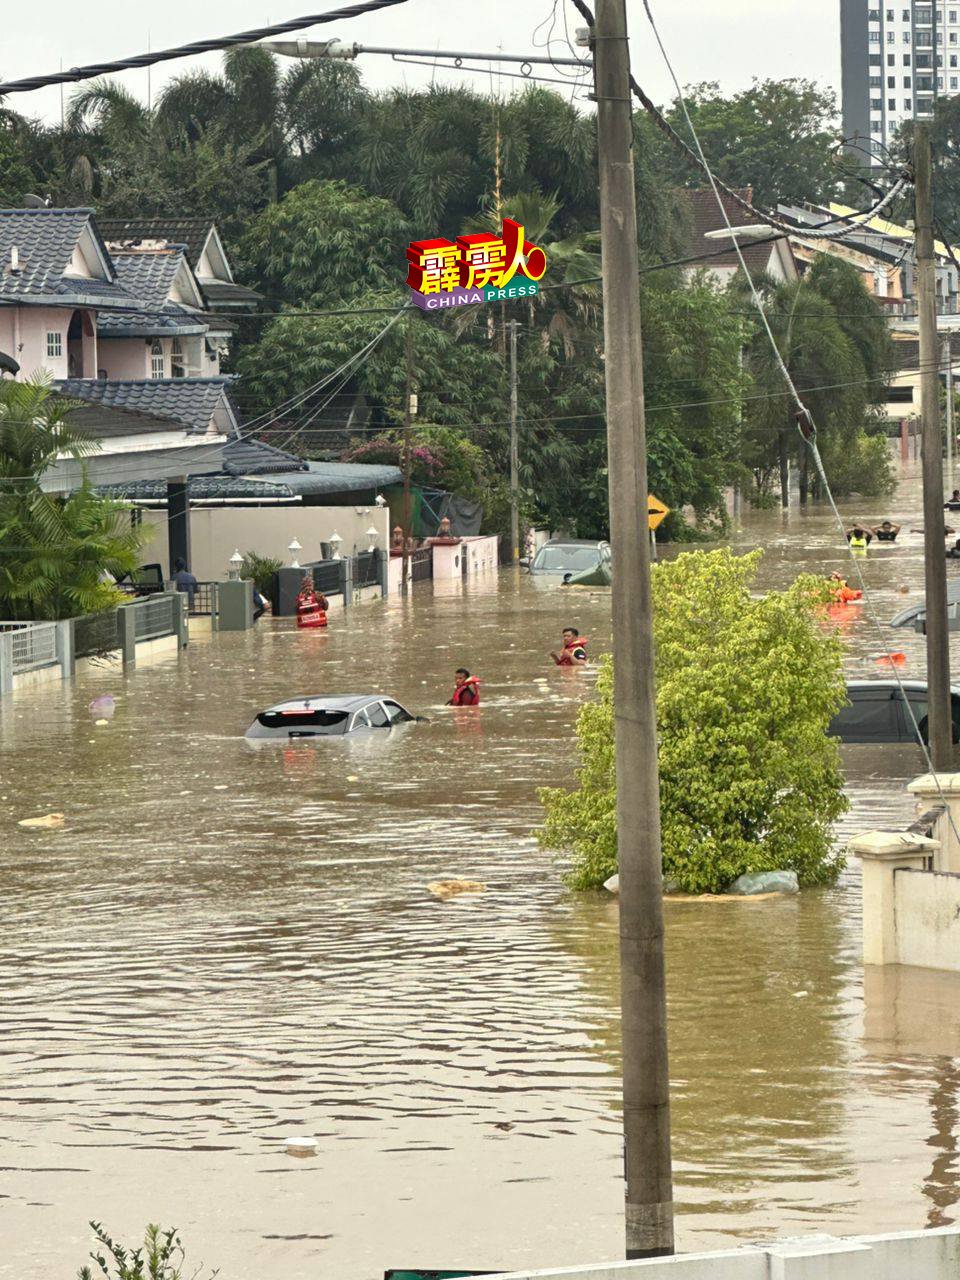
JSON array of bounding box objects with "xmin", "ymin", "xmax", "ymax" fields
[{"xmin": 0, "ymin": 380, "xmax": 143, "ymax": 620}]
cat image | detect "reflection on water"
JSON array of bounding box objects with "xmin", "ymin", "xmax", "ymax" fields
[{"xmin": 1, "ymin": 455, "xmax": 959, "ymax": 1277}]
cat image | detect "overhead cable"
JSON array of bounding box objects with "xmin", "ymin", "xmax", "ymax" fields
[{"xmin": 0, "ymin": 0, "xmax": 410, "ymax": 97}]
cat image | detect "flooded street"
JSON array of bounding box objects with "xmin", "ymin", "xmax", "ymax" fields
[{"xmin": 4, "ymin": 455, "xmax": 960, "ymax": 1278}]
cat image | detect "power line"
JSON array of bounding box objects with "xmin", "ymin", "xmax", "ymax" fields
[{"xmin": 0, "ymin": 0, "xmax": 411, "ymax": 98}]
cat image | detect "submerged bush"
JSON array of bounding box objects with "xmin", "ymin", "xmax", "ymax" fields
[
  {"xmin": 77, "ymin": 1221, "xmax": 217, "ymax": 1280},
  {"xmin": 538, "ymin": 548, "xmax": 848, "ymax": 893}
]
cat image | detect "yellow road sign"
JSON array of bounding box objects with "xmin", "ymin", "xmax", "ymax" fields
[{"xmin": 648, "ymin": 494, "xmax": 670, "ymax": 531}]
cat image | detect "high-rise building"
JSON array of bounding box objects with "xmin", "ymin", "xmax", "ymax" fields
[{"xmin": 841, "ymin": 1, "xmax": 960, "ymax": 158}]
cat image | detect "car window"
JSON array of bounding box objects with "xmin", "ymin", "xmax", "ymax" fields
[
  {"xmin": 532, "ymin": 545, "xmax": 601, "ymax": 572},
  {"xmin": 257, "ymin": 708, "xmax": 348, "ymax": 734},
  {"xmin": 383, "ymin": 701, "xmax": 412, "ymax": 724},
  {"xmin": 830, "ymin": 692, "xmax": 900, "ymax": 742},
  {"xmin": 351, "ymin": 707, "xmax": 372, "ymax": 730},
  {"xmin": 367, "ymin": 701, "xmax": 390, "ymax": 728}
]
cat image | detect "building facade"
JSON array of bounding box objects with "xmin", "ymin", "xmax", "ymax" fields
[{"xmin": 841, "ymin": 1, "xmax": 960, "ymax": 158}]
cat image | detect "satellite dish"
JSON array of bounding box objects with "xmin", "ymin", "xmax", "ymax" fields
[
  {"xmin": 0, "ymin": 351, "xmax": 20, "ymax": 376},
  {"xmin": 22, "ymin": 193, "xmax": 49, "ymax": 208}
]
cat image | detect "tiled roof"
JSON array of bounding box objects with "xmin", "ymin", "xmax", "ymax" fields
[
  {"xmin": 97, "ymin": 306, "xmax": 208, "ymax": 338},
  {"xmin": 56, "ymin": 377, "xmax": 236, "ymax": 435},
  {"xmin": 0, "ymin": 207, "xmax": 155, "ymax": 309},
  {"xmin": 223, "ymin": 438, "xmax": 307, "ymax": 476},
  {"xmin": 681, "ymin": 187, "xmax": 789, "ymax": 275},
  {"xmin": 97, "ymin": 474, "xmax": 292, "ymax": 501},
  {"xmin": 97, "ymin": 460, "xmax": 403, "ymax": 502},
  {"xmin": 97, "ymin": 216, "xmax": 213, "ymax": 267},
  {"xmin": 110, "ymin": 246, "xmax": 187, "ymax": 309},
  {"xmin": 201, "ymin": 280, "xmax": 263, "ymax": 307}
]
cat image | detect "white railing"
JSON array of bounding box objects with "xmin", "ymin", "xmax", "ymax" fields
[
  {"xmin": 0, "ymin": 621, "xmax": 58, "ymax": 674},
  {"xmin": 129, "ymin": 594, "xmax": 177, "ymax": 642}
]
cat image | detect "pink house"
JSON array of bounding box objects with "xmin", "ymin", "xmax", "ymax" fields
[{"xmin": 0, "ymin": 206, "xmax": 247, "ymax": 568}]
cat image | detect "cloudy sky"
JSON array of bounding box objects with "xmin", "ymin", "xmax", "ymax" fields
[{"xmin": 2, "ymin": 0, "xmax": 841, "ymax": 123}]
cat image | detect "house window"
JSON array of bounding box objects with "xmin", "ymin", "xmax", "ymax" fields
[
  {"xmin": 904, "ymin": 52, "xmax": 912, "ymax": 63},
  {"xmin": 150, "ymin": 339, "xmax": 164, "ymax": 379},
  {"xmin": 952, "ymin": 75, "xmax": 959, "ymax": 86},
  {"xmin": 870, "ymin": 30, "xmax": 881, "ymax": 41},
  {"xmin": 886, "ymin": 5, "xmax": 894, "ymax": 15},
  {"xmin": 904, "ymin": 30, "xmax": 912, "ymax": 41},
  {"xmin": 888, "ymin": 29, "xmax": 896, "ymax": 40},
  {"xmin": 887, "ymin": 74, "xmax": 896, "ymax": 85},
  {"xmin": 871, "ymin": 98, "xmax": 884, "ymax": 109},
  {"xmin": 906, "ymin": 97, "xmax": 914, "ymax": 107},
  {"xmin": 46, "ymin": 332, "xmax": 62, "ymax": 359},
  {"xmin": 171, "ymin": 338, "xmax": 186, "ymax": 378},
  {"xmin": 952, "ymin": 8, "xmax": 958, "ymax": 19},
  {"xmin": 952, "ymin": 31, "xmax": 958, "ymax": 41},
  {"xmin": 917, "ymin": 29, "xmax": 933, "ymax": 44},
  {"xmin": 889, "ymin": 96, "xmax": 897, "ymax": 107},
  {"xmin": 952, "ymin": 52, "xmax": 958, "ymax": 64}
]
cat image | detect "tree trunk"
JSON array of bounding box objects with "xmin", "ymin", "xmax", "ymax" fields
[{"xmin": 779, "ymin": 431, "xmax": 789, "ymax": 508}]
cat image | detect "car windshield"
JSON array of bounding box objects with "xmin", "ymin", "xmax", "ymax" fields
[
  {"xmin": 257, "ymin": 708, "xmax": 349, "ymax": 734},
  {"xmin": 533, "ymin": 545, "xmax": 600, "ymax": 572}
]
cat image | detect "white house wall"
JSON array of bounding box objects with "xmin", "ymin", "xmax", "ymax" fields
[{"xmin": 138, "ymin": 506, "xmax": 391, "ymax": 578}]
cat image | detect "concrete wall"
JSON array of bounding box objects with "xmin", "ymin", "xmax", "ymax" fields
[
  {"xmin": 484, "ymin": 1226, "xmax": 960, "ymax": 1280},
  {"xmin": 893, "ymin": 868, "xmax": 960, "ymax": 970},
  {"xmin": 99, "ymin": 338, "xmax": 150, "ymax": 380},
  {"xmin": 11, "ymin": 307, "xmax": 75, "ymax": 380},
  {"xmin": 139, "ymin": 505, "xmax": 391, "ymax": 579},
  {"xmin": 432, "ymin": 535, "xmax": 500, "ymax": 580}
]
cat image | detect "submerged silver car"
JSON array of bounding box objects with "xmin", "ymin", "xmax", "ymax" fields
[
  {"xmin": 527, "ymin": 538, "xmax": 612, "ymax": 582},
  {"xmin": 246, "ymin": 694, "xmax": 418, "ymax": 740}
]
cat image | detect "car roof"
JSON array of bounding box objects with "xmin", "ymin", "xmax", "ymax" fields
[
  {"xmin": 846, "ymin": 680, "xmax": 960, "ymax": 694},
  {"xmin": 541, "ymin": 538, "xmax": 608, "ymax": 547},
  {"xmin": 264, "ymin": 695, "xmax": 393, "ymax": 713}
]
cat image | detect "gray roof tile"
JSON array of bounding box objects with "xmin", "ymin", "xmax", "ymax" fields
[
  {"xmin": 110, "ymin": 247, "xmax": 187, "ymax": 309},
  {"xmin": 56, "ymin": 377, "xmax": 236, "ymax": 435},
  {"xmin": 96, "ymin": 306, "xmax": 208, "ymax": 338},
  {"xmin": 0, "ymin": 207, "xmax": 148, "ymax": 309},
  {"xmin": 97, "ymin": 217, "xmax": 213, "ymax": 267}
]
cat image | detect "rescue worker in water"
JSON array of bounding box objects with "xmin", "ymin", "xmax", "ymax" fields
[
  {"xmin": 296, "ymin": 576, "xmax": 328, "ymax": 628},
  {"xmin": 448, "ymin": 668, "xmax": 480, "ymax": 706},
  {"xmin": 551, "ymin": 627, "xmax": 588, "ymax": 665}
]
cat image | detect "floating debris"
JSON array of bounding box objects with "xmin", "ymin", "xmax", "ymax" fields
[
  {"xmin": 427, "ymin": 879, "xmax": 486, "ymax": 900},
  {"xmin": 284, "ymin": 1135, "xmax": 318, "ymax": 1157},
  {"xmin": 18, "ymin": 813, "xmax": 65, "ymax": 828}
]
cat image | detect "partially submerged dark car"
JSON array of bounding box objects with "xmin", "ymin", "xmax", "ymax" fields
[
  {"xmin": 828, "ymin": 680, "xmax": 960, "ymax": 744},
  {"xmin": 245, "ymin": 695, "xmax": 418, "ymax": 740}
]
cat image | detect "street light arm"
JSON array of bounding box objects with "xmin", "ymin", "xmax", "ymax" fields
[{"xmin": 260, "ymin": 39, "xmax": 358, "ymax": 58}]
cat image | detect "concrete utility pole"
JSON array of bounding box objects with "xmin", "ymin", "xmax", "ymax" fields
[
  {"xmin": 915, "ymin": 124, "xmax": 953, "ymax": 768},
  {"xmin": 508, "ymin": 318, "xmax": 520, "ymax": 561},
  {"xmin": 946, "ymin": 336, "xmax": 955, "ymax": 482},
  {"xmin": 593, "ymin": 0, "xmax": 674, "ymax": 1258},
  {"xmin": 402, "ymin": 316, "xmax": 414, "ymax": 596}
]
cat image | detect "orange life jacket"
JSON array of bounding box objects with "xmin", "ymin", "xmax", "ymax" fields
[
  {"xmin": 296, "ymin": 591, "xmax": 328, "ymax": 628},
  {"xmin": 450, "ymin": 676, "xmax": 480, "ymax": 706},
  {"xmin": 556, "ymin": 636, "xmax": 588, "ymax": 665}
]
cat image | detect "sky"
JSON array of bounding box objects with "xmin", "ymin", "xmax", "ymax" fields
[{"xmin": 1, "ymin": 0, "xmax": 843, "ymax": 124}]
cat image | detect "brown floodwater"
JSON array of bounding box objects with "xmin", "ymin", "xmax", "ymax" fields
[{"xmin": 3, "ymin": 454, "xmax": 960, "ymax": 1280}]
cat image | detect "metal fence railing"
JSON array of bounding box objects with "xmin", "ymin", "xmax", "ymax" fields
[
  {"xmin": 0, "ymin": 621, "xmax": 59, "ymax": 674},
  {"xmin": 166, "ymin": 581, "xmax": 216, "ymax": 616},
  {"xmin": 74, "ymin": 610, "xmax": 120, "ymax": 660},
  {"xmin": 354, "ymin": 550, "xmax": 378, "ymax": 588},
  {"xmin": 410, "ymin": 547, "xmax": 433, "ymax": 583},
  {"xmin": 303, "ymin": 559, "xmax": 343, "ymax": 597},
  {"xmin": 129, "ymin": 594, "xmax": 178, "ymax": 642}
]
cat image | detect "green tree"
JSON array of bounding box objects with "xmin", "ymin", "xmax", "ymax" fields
[
  {"xmin": 539, "ymin": 549, "xmax": 848, "ymax": 893},
  {"xmin": 0, "ymin": 381, "xmax": 142, "ymax": 620},
  {"xmin": 78, "ymin": 1220, "xmax": 216, "ymax": 1280},
  {"xmin": 236, "ymin": 180, "xmax": 411, "ymax": 307},
  {"xmin": 662, "ymin": 79, "xmax": 843, "ymax": 210},
  {"xmin": 740, "ymin": 256, "xmax": 893, "ymax": 503}
]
